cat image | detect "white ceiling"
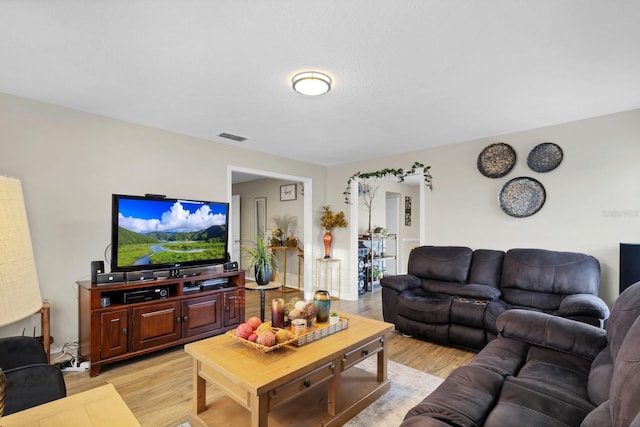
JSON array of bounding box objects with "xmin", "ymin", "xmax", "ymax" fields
[{"xmin": 1, "ymin": 1, "xmax": 639, "ymax": 167}]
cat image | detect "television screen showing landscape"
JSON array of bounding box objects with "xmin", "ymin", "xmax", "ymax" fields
[{"xmin": 114, "ymin": 196, "xmax": 228, "ymax": 269}]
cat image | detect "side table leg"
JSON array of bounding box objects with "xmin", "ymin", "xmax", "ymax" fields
[
  {"xmin": 193, "ymin": 359, "xmax": 206, "ymax": 414},
  {"xmin": 40, "ymin": 303, "xmax": 51, "ymax": 363},
  {"xmin": 259, "ymin": 290, "xmax": 266, "ymax": 322},
  {"xmin": 250, "ymin": 393, "xmax": 269, "ymax": 427},
  {"xmin": 327, "ymin": 361, "xmax": 340, "ymax": 415}
]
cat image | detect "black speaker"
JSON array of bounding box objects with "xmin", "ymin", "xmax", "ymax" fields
[
  {"xmin": 91, "ymin": 260, "xmax": 105, "ymax": 284},
  {"xmin": 96, "ymin": 272, "xmax": 125, "ymax": 285},
  {"xmin": 223, "ymin": 261, "xmax": 238, "ymax": 272},
  {"xmin": 620, "ymin": 243, "xmax": 640, "ymax": 293}
]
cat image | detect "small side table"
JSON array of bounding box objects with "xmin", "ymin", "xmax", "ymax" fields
[
  {"xmin": 315, "ymin": 258, "xmax": 341, "ymax": 298},
  {"xmin": 39, "ymin": 302, "xmax": 51, "ymax": 363},
  {"xmin": 244, "ymin": 282, "xmax": 282, "ymax": 322}
]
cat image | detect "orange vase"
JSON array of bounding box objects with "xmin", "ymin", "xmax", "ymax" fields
[{"xmin": 323, "ymin": 229, "xmax": 332, "ymax": 259}]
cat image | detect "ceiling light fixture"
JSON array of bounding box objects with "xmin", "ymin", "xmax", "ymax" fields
[{"xmin": 292, "ymin": 71, "xmax": 332, "ymax": 96}]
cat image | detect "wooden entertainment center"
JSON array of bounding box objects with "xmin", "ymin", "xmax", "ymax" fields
[{"xmin": 78, "ymin": 269, "xmax": 245, "ymax": 377}]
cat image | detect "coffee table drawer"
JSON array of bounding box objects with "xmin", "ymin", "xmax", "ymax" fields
[
  {"xmin": 341, "ymin": 337, "xmax": 384, "ymax": 371},
  {"xmin": 269, "ymin": 362, "xmax": 334, "ymax": 408}
]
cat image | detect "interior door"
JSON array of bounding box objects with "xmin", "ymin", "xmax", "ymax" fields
[{"xmin": 231, "ymin": 194, "xmax": 241, "ymax": 263}]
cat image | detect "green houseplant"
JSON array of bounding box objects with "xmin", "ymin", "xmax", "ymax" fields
[{"xmin": 242, "ymin": 236, "xmax": 278, "ymax": 285}]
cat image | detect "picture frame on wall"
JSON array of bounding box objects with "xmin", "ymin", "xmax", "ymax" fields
[
  {"xmin": 254, "ymin": 197, "xmax": 267, "ymax": 240},
  {"xmin": 280, "ymin": 184, "xmax": 297, "ymax": 201}
]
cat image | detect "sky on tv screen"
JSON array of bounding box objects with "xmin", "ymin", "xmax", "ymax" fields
[{"xmin": 118, "ymin": 199, "xmax": 227, "ymax": 234}]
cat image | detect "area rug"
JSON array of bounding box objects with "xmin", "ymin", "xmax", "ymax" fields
[
  {"xmin": 343, "ymin": 358, "xmax": 443, "ymax": 427},
  {"xmin": 176, "ymin": 358, "xmax": 442, "ymax": 427}
]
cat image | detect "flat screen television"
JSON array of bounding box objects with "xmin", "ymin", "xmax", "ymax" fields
[{"xmin": 111, "ymin": 194, "xmax": 229, "ymax": 274}]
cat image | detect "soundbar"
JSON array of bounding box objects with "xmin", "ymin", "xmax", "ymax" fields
[{"xmin": 125, "ymin": 271, "xmax": 155, "ymax": 282}]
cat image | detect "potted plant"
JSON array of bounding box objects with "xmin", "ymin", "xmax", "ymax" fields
[
  {"xmin": 329, "ymin": 311, "xmax": 340, "ymax": 325},
  {"xmin": 242, "ymin": 236, "xmax": 278, "ymax": 285}
]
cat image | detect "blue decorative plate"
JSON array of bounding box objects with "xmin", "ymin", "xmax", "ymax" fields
[{"xmin": 527, "ymin": 142, "xmax": 563, "ymax": 173}]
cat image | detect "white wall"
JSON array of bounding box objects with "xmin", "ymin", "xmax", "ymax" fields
[
  {"xmin": 328, "ymin": 109, "xmax": 640, "ymax": 307},
  {"xmin": 0, "ymin": 93, "xmax": 326, "ymax": 348}
]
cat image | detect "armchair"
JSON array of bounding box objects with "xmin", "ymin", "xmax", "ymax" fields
[{"xmin": 0, "ymin": 336, "xmax": 66, "ymax": 415}]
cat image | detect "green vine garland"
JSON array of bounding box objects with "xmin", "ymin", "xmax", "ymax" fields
[{"xmin": 343, "ymin": 161, "xmax": 433, "ymax": 204}]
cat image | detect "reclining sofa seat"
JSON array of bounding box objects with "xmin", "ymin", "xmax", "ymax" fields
[
  {"xmin": 400, "ymin": 281, "xmax": 640, "ymax": 427},
  {"xmin": 381, "ymin": 246, "xmax": 608, "ymax": 351}
]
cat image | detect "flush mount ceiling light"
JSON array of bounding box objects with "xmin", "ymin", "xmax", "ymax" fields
[{"xmin": 292, "ymin": 71, "xmax": 332, "ymax": 96}]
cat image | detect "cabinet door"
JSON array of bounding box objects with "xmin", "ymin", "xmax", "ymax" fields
[
  {"xmin": 182, "ymin": 294, "xmax": 222, "ymax": 338},
  {"xmin": 100, "ymin": 309, "xmax": 128, "ymax": 359},
  {"xmin": 131, "ymin": 301, "xmax": 181, "ymax": 351},
  {"xmin": 223, "ymin": 288, "xmax": 245, "ymax": 327}
]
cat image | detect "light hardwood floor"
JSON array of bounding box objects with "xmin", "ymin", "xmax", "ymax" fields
[{"xmin": 62, "ymin": 286, "xmax": 475, "ymax": 426}]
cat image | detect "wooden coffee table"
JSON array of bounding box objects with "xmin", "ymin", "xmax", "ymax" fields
[{"xmin": 185, "ymin": 313, "xmax": 393, "ymax": 427}]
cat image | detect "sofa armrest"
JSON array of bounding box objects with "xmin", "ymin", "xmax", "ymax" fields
[
  {"xmin": 558, "ymin": 294, "xmax": 610, "ymax": 320},
  {"xmin": 380, "ymin": 274, "xmax": 421, "ymax": 293},
  {"xmin": 497, "ymin": 309, "xmax": 607, "ymax": 361},
  {"xmin": 455, "ymin": 284, "xmax": 501, "ymax": 301}
]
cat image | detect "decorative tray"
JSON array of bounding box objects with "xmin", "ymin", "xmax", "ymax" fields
[
  {"xmin": 226, "ymin": 328, "xmax": 297, "ymax": 353},
  {"xmin": 293, "ymin": 317, "xmax": 349, "ymax": 347}
]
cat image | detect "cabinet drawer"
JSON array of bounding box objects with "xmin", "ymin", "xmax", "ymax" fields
[
  {"xmin": 269, "ymin": 362, "xmax": 334, "ymax": 408},
  {"xmin": 341, "ymin": 337, "xmax": 384, "ymax": 371}
]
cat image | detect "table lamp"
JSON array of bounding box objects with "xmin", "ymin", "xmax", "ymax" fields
[{"xmin": 0, "ymin": 176, "xmax": 43, "ymax": 416}]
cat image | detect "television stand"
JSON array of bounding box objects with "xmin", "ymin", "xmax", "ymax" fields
[{"xmin": 78, "ymin": 269, "xmax": 245, "ymax": 376}]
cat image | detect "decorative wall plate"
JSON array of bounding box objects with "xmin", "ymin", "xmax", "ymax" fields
[
  {"xmin": 527, "ymin": 142, "xmax": 563, "ymax": 172},
  {"xmin": 499, "ymin": 177, "xmax": 546, "ymax": 218},
  {"xmin": 477, "ymin": 142, "xmax": 516, "ymax": 178}
]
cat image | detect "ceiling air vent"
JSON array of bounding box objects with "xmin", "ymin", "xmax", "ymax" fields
[{"xmin": 217, "ymin": 132, "xmax": 247, "ymax": 142}]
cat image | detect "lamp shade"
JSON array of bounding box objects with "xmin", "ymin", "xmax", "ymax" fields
[{"xmin": 0, "ymin": 176, "xmax": 42, "ymax": 327}]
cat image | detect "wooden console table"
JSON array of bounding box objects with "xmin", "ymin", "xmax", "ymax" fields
[
  {"xmin": 0, "ymin": 383, "xmax": 140, "ymax": 426},
  {"xmin": 270, "ymin": 246, "xmax": 303, "ymax": 290}
]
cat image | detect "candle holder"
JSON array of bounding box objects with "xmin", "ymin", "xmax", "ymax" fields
[{"xmin": 271, "ymin": 298, "xmax": 285, "ymax": 328}]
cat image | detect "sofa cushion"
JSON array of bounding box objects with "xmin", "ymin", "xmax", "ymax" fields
[
  {"xmin": 469, "ymin": 249, "xmax": 504, "ymax": 287},
  {"xmin": 408, "ymin": 246, "xmax": 472, "ymax": 283},
  {"xmin": 500, "ymin": 249, "xmax": 601, "ymax": 310},
  {"xmin": 501, "ymin": 288, "xmax": 562, "ymax": 310},
  {"xmin": 605, "ymin": 281, "xmax": 640, "ymax": 361},
  {"xmin": 609, "ymin": 314, "xmax": 640, "ymax": 426},
  {"xmin": 580, "ymin": 401, "xmax": 611, "ymax": 427},
  {"xmin": 585, "ymin": 282, "xmax": 640, "ymax": 409},
  {"xmin": 397, "ymin": 288, "xmax": 453, "ymax": 324},
  {"xmin": 484, "ymin": 379, "xmax": 594, "ymax": 427},
  {"xmin": 420, "ymin": 280, "xmax": 500, "ymax": 300},
  {"xmin": 455, "ymin": 284, "xmax": 501, "ymax": 300},
  {"xmin": 402, "ymin": 366, "xmax": 504, "ymax": 427},
  {"xmin": 587, "ymin": 348, "xmax": 614, "ymax": 406},
  {"xmin": 515, "ymin": 346, "xmax": 592, "ymax": 404}
]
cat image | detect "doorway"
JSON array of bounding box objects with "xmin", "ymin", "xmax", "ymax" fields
[
  {"xmin": 348, "ymin": 173, "xmax": 425, "ymax": 298},
  {"xmin": 228, "ymin": 166, "xmax": 313, "ymax": 297}
]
